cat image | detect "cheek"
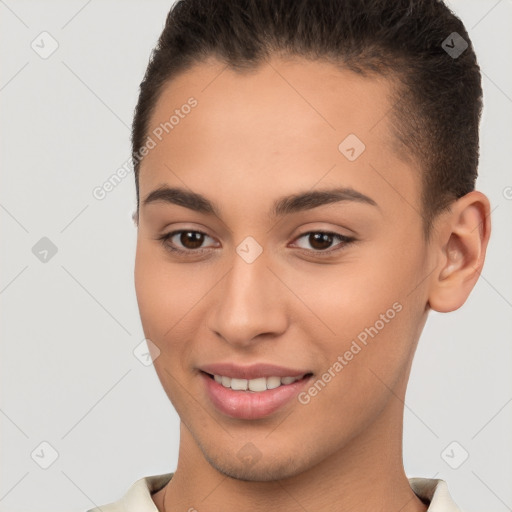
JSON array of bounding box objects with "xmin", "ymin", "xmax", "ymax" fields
[
  {"xmin": 135, "ymin": 243, "xmax": 183, "ymax": 354},
  {"xmin": 290, "ymin": 238, "xmax": 426, "ymax": 386},
  {"xmin": 134, "ymin": 244, "xmax": 200, "ymax": 397},
  {"xmin": 288, "ymin": 253, "xmax": 413, "ymax": 341},
  {"xmin": 294, "ymin": 275, "xmax": 420, "ymax": 441},
  {"xmin": 135, "ymin": 242, "xmax": 197, "ymax": 333},
  {"xmin": 134, "ymin": 241, "xmax": 223, "ymax": 373}
]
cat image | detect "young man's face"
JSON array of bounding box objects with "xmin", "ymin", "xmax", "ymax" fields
[{"xmin": 134, "ymin": 56, "xmax": 434, "ymax": 481}]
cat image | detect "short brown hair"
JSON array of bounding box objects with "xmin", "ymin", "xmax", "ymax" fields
[{"xmin": 131, "ymin": 0, "xmax": 483, "ymax": 238}]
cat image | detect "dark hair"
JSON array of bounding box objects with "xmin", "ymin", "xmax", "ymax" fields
[{"xmin": 131, "ymin": 0, "xmax": 483, "ymax": 238}]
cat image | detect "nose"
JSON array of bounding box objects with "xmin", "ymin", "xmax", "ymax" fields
[{"xmin": 207, "ymin": 247, "xmax": 288, "ymax": 347}]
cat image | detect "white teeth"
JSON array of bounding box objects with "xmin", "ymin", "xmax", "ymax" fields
[
  {"xmin": 230, "ymin": 378, "xmax": 248, "ymax": 391},
  {"xmin": 266, "ymin": 376, "xmax": 281, "ymax": 389},
  {"xmin": 248, "ymin": 377, "xmax": 267, "ymax": 392},
  {"xmin": 211, "ymin": 373, "xmax": 306, "ymax": 392}
]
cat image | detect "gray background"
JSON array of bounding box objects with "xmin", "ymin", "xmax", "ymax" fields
[{"xmin": 1, "ymin": 1, "xmax": 511, "ymax": 511}]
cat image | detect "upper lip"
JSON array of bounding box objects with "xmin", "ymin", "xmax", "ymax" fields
[{"xmin": 199, "ymin": 362, "xmax": 312, "ymax": 380}]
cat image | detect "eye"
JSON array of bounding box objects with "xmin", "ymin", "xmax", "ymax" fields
[
  {"xmin": 291, "ymin": 231, "xmax": 355, "ymax": 254},
  {"xmin": 156, "ymin": 230, "xmax": 218, "ymax": 254}
]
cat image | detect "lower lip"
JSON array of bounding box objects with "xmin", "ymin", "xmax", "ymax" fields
[{"xmin": 201, "ymin": 372, "xmax": 312, "ymax": 420}]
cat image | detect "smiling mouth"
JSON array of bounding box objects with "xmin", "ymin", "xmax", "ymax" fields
[{"xmin": 201, "ymin": 371, "xmax": 313, "ymax": 393}]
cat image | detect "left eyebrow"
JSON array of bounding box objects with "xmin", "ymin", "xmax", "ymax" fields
[
  {"xmin": 141, "ymin": 185, "xmax": 379, "ymax": 219},
  {"xmin": 270, "ymin": 187, "xmax": 379, "ymax": 218}
]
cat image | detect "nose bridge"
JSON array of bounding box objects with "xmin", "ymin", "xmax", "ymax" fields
[{"xmin": 209, "ymin": 243, "xmax": 287, "ymax": 345}]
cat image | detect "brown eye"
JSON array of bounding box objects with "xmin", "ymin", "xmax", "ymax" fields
[
  {"xmin": 308, "ymin": 232, "xmax": 335, "ymax": 250},
  {"xmin": 157, "ymin": 230, "xmax": 218, "ymax": 254},
  {"xmin": 178, "ymin": 231, "xmax": 205, "ymax": 249},
  {"xmin": 292, "ymin": 231, "xmax": 355, "ymax": 254}
]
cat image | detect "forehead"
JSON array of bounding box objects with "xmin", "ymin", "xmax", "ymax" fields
[
  {"xmin": 139, "ymin": 55, "xmax": 419, "ymax": 220},
  {"xmin": 145, "ymin": 55, "xmax": 397, "ymax": 150}
]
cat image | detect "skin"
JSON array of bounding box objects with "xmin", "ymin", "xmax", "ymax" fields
[{"xmin": 133, "ymin": 55, "xmax": 491, "ymax": 512}]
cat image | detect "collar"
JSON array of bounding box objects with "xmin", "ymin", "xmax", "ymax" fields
[{"xmin": 90, "ymin": 473, "xmax": 463, "ymax": 512}]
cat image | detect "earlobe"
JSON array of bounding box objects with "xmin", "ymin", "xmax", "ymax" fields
[{"xmin": 428, "ymin": 191, "xmax": 491, "ymax": 313}]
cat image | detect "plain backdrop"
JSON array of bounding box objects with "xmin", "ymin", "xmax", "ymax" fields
[{"xmin": 1, "ymin": 1, "xmax": 511, "ymax": 511}]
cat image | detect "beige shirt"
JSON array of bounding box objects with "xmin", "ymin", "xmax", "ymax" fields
[{"xmin": 87, "ymin": 473, "xmax": 463, "ymax": 512}]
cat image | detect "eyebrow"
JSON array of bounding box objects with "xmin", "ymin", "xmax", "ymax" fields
[{"xmin": 142, "ymin": 185, "xmax": 379, "ymax": 218}]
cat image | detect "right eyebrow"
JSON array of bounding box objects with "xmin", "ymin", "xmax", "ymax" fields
[{"xmin": 142, "ymin": 186, "xmax": 221, "ymax": 216}]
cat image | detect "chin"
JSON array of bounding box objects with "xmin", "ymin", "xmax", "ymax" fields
[{"xmin": 205, "ymin": 449, "xmax": 307, "ymax": 482}]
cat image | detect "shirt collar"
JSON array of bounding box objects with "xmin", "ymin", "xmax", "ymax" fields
[
  {"xmin": 95, "ymin": 473, "xmax": 463, "ymax": 512},
  {"xmin": 409, "ymin": 477, "xmax": 463, "ymax": 512}
]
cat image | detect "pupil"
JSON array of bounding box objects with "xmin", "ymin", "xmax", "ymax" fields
[
  {"xmin": 181, "ymin": 231, "xmax": 204, "ymax": 249},
  {"xmin": 310, "ymin": 232, "xmax": 332, "ymax": 250}
]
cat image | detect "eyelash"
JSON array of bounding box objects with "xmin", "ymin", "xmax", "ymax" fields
[{"xmin": 156, "ymin": 229, "xmax": 356, "ymax": 257}]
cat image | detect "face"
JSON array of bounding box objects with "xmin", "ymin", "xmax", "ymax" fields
[{"xmin": 134, "ymin": 55, "xmax": 433, "ymax": 481}]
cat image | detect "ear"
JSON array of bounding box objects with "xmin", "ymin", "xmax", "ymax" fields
[
  {"xmin": 428, "ymin": 191, "xmax": 491, "ymax": 313},
  {"xmin": 132, "ymin": 209, "xmax": 139, "ymax": 227}
]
